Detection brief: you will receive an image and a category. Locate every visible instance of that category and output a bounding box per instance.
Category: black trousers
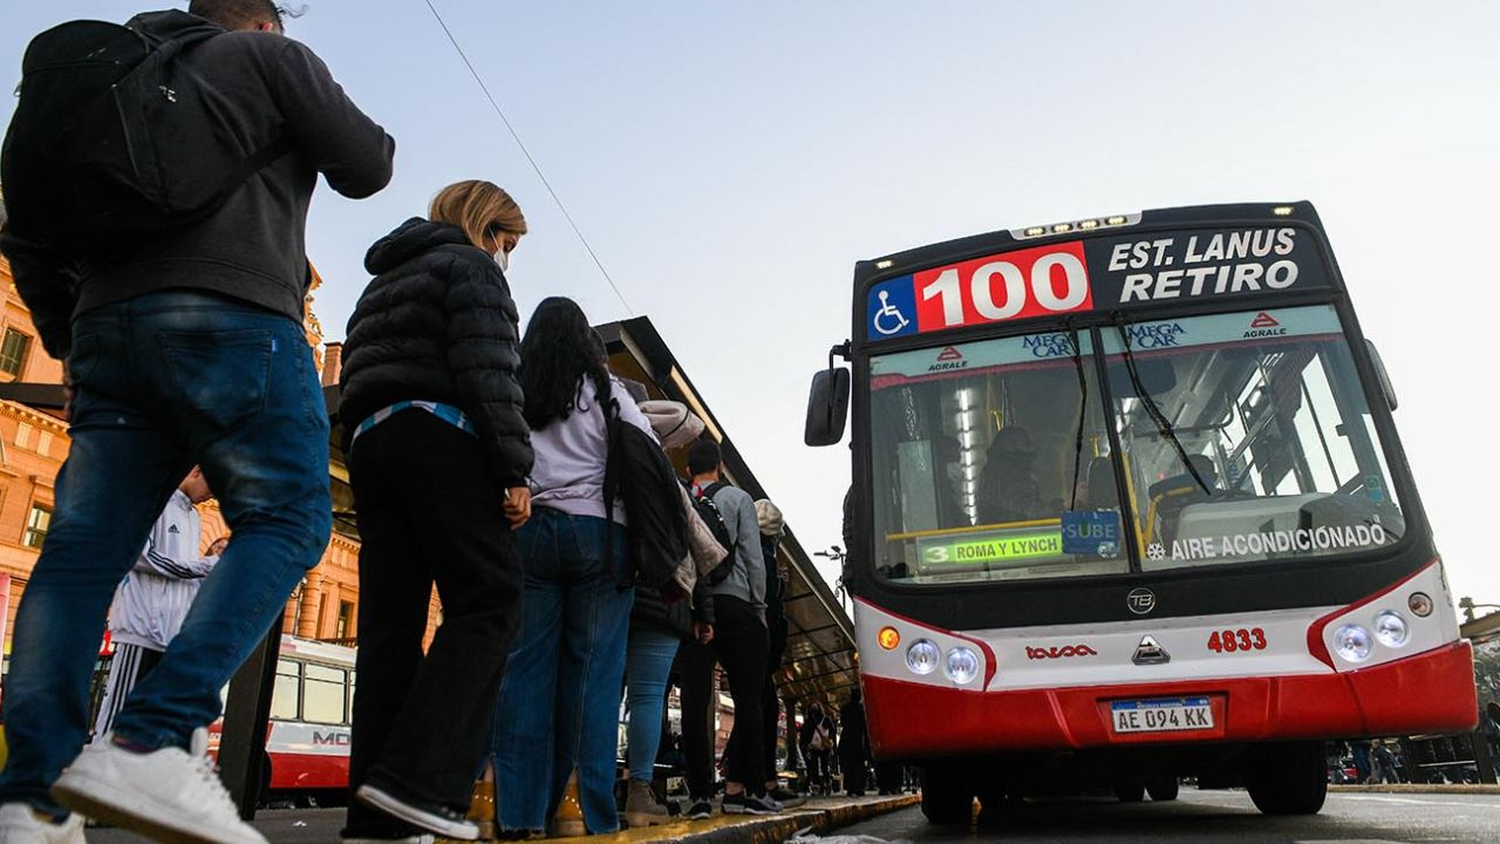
[679,595,769,797]
[840,748,868,794]
[343,412,523,837]
[760,619,788,786]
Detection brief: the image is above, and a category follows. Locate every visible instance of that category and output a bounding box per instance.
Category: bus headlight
[1374,611,1410,647]
[945,647,979,685]
[1334,624,1373,663]
[906,640,940,675]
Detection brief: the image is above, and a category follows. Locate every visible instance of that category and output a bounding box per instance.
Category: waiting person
[800,703,835,795]
[623,399,724,828]
[92,469,220,743]
[838,690,870,797]
[0,1,393,842]
[338,180,533,841]
[754,499,803,808]
[677,439,777,817]
[490,298,654,837]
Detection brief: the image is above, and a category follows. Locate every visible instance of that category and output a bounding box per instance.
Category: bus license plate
[1111,697,1213,733]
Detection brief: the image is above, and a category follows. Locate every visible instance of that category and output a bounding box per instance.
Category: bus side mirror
[1366,340,1398,412]
[805,366,850,446]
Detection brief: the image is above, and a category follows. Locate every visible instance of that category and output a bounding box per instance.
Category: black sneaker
[686,799,713,820]
[768,787,806,809]
[722,793,781,816]
[355,784,479,841]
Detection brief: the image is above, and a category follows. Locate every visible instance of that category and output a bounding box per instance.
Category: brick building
[0,192,433,660]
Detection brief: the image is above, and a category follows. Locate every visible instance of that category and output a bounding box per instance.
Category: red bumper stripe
[865,641,1477,760]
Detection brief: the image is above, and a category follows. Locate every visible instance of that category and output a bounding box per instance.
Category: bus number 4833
[1208,628,1267,653]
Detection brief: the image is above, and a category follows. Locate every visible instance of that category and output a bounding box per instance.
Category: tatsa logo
[1025,644,1098,660]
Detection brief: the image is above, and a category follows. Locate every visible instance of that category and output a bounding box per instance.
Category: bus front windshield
[1105,304,1403,570]
[866,304,1405,585]
[868,330,1130,584]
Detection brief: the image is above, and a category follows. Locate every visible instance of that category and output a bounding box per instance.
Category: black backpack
[603,400,688,589]
[0,11,291,255]
[690,481,739,586]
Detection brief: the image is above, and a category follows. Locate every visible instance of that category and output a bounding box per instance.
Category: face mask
[493,247,510,273]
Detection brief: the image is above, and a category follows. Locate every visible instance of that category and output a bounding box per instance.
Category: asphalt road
[832,789,1500,843]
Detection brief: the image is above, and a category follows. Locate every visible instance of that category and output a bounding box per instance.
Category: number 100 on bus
[916,241,1092,331]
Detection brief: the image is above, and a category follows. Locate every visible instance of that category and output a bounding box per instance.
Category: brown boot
[624,780,669,828]
[550,770,587,837]
[466,778,495,840]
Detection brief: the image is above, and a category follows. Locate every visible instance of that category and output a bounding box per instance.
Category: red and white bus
[804,202,1475,822]
[207,636,354,801]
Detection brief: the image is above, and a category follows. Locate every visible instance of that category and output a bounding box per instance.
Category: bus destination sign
[866,226,1331,341]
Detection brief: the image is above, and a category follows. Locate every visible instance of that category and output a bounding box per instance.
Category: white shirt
[109,490,219,650]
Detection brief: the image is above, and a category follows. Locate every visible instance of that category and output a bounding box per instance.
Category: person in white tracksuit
[91,467,221,742]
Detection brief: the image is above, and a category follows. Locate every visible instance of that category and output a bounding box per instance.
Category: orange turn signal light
[878,627,901,650]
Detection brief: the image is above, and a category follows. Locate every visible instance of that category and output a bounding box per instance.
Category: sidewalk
[85,794,920,844]
[1330,783,1500,795]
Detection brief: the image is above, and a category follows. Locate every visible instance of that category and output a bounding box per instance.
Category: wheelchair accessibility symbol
[873,291,910,336]
[867,278,918,339]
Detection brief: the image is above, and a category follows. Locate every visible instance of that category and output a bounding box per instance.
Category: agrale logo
[929,347,969,372]
[1244,312,1287,339]
[1026,644,1097,660]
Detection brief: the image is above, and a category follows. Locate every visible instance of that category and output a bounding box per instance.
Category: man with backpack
[677,439,777,818]
[0,2,393,843]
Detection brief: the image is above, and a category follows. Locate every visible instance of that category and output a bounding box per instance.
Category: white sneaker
[50,729,266,844]
[341,838,435,844]
[0,804,85,844]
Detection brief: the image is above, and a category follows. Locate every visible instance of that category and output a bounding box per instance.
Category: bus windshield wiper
[1112,314,1213,497]
[1066,319,1087,510]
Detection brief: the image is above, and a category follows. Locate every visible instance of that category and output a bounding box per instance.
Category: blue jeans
[625,628,680,784]
[491,508,631,834]
[0,291,331,814]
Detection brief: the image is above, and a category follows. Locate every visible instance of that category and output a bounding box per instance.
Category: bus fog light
[1408,592,1433,617]
[1334,624,1373,663]
[945,647,980,685]
[1374,611,1409,647]
[906,640,940,675]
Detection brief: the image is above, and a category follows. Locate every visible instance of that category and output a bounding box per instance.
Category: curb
[614,795,921,844]
[1330,783,1500,795]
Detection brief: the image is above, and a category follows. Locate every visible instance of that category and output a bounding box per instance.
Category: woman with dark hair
[490,296,654,837]
[338,180,533,842]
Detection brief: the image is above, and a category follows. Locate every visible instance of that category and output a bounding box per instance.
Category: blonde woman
[339,180,533,842]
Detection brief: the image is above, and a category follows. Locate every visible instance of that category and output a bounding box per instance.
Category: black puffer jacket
[339,218,532,486]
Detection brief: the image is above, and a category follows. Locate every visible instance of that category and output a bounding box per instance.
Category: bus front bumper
[864,640,1477,760]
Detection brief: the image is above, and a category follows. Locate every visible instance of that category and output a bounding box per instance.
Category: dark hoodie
[339,218,533,486]
[2,10,394,359]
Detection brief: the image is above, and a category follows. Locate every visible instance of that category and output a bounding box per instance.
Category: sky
[3,2,1498,615]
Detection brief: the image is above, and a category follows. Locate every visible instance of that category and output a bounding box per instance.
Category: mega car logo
[1125,322,1187,349]
[1126,587,1157,615]
[1023,334,1076,359]
[1243,311,1288,339]
[1025,644,1098,660]
[928,347,968,372]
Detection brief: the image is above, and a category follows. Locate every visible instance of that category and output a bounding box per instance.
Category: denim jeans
[491,508,631,834]
[625,628,680,784]
[0,291,331,815]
